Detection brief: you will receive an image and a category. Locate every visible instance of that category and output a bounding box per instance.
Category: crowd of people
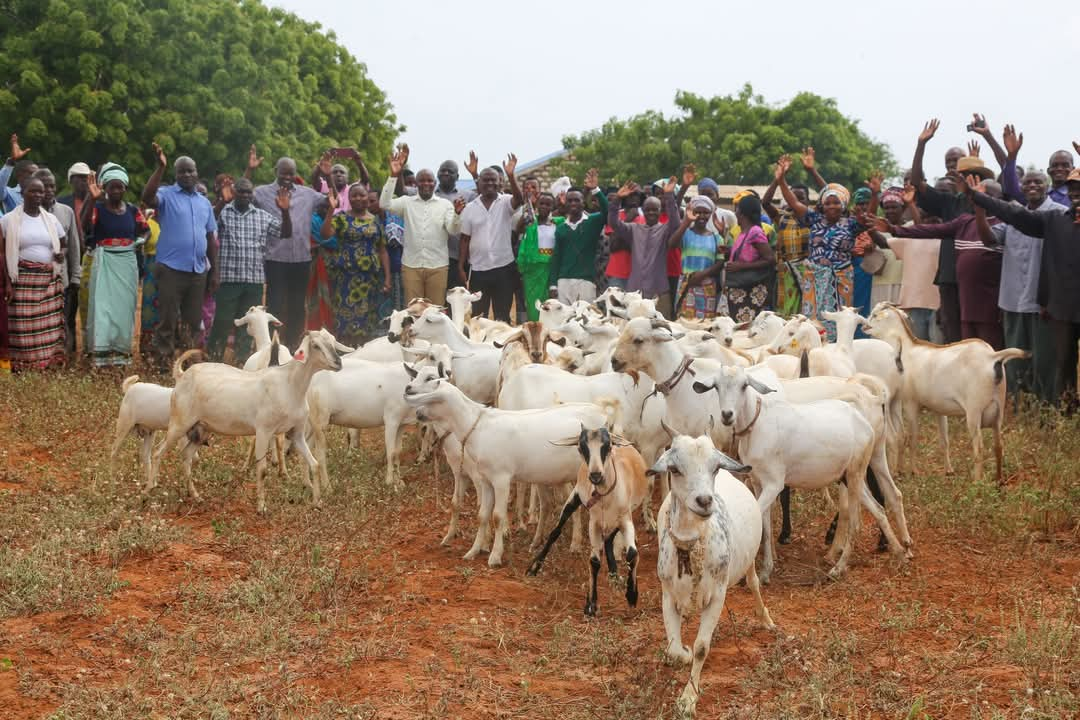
[1,116,1078,405]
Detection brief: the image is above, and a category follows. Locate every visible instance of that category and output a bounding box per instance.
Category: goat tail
[593,395,623,434]
[172,349,206,380]
[121,375,140,394]
[268,331,282,367]
[991,347,1030,385]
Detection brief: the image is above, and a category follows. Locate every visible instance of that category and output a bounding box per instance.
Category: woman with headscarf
[0,177,68,370]
[774,155,867,341]
[670,194,723,319]
[722,194,776,322]
[80,163,148,367]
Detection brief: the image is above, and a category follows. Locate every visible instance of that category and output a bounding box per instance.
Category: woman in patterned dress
[319,184,390,347]
[774,155,866,341]
[671,195,723,320]
[722,194,776,323]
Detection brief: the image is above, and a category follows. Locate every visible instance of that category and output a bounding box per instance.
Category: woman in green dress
[320,184,390,347]
[516,192,563,321]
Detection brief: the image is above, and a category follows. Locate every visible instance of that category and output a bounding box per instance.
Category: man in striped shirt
[206,178,291,363]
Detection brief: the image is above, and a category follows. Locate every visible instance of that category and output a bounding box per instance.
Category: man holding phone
[312,147,371,207]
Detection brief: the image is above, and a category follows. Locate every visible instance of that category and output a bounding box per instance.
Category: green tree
[556,84,896,191]
[0,0,402,189]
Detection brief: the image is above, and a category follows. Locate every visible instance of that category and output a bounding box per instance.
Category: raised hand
[464,150,479,178]
[327,186,340,211]
[800,147,815,171]
[389,145,408,177]
[967,140,981,158]
[503,153,518,177]
[963,174,985,195]
[152,141,167,168]
[248,144,264,171]
[583,167,599,192]
[1074,140,1080,157]
[870,216,891,233]
[867,170,884,194]
[9,134,30,161]
[318,150,333,176]
[918,119,940,144]
[453,196,466,214]
[662,175,678,194]
[712,213,727,236]
[275,185,291,210]
[775,154,792,181]
[86,171,104,200]
[969,113,992,138]
[1003,124,1024,157]
[616,180,639,198]
[902,182,916,206]
[681,163,696,188]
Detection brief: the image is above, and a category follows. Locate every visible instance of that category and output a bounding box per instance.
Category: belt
[538,248,554,255]
[98,238,135,248]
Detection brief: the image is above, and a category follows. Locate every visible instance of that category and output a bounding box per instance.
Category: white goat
[409,306,501,404]
[402,367,616,567]
[110,375,192,488]
[648,430,775,717]
[527,426,650,617]
[239,306,291,370]
[692,365,911,583]
[151,330,349,512]
[863,303,1028,484]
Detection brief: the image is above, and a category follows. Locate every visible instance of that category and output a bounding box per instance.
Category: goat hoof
[626,585,638,607]
[778,532,792,545]
[665,645,692,665]
[827,565,845,581]
[876,534,890,553]
[583,600,597,617]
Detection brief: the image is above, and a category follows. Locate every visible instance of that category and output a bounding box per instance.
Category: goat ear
[549,436,581,447]
[610,433,633,447]
[691,380,714,394]
[402,362,419,379]
[469,291,483,302]
[549,335,566,347]
[268,315,283,327]
[534,299,543,312]
[747,376,777,395]
[714,449,752,474]
[233,316,247,327]
[734,321,751,331]
[701,333,716,341]
[581,350,595,357]
[334,341,355,354]
[609,307,629,319]
[492,340,504,349]
[647,449,673,477]
[451,351,474,359]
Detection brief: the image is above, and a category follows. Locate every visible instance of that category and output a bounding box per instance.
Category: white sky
[270,0,1080,180]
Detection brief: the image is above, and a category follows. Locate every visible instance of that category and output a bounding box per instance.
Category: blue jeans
[605,276,627,290]
[906,307,934,341]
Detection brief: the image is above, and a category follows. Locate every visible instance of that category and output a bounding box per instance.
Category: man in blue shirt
[141,142,218,368]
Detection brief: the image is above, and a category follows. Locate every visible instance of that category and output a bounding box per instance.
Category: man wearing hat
[879,155,1005,348]
[966,168,1080,405]
[56,162,91,355]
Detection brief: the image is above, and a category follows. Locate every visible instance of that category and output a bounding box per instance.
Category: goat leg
[778,487,793,545]
[526,492,582,576]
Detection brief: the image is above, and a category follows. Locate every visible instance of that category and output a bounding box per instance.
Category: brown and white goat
[528,425,649,616]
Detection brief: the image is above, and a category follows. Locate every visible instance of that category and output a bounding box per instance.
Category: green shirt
[548,191,609,287]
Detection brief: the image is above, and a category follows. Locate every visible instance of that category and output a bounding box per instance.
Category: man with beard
[435,159,476,290]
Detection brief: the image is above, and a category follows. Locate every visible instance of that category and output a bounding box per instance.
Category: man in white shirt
[380,145,465,305]
[458,156,523,321]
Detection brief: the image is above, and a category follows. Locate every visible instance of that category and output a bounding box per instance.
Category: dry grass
[0,369,1077,719]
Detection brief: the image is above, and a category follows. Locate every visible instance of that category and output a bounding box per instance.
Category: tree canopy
[0,0,401,187]
[555,85,896,191]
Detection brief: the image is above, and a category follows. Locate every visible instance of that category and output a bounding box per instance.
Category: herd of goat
[107,286,1027,715]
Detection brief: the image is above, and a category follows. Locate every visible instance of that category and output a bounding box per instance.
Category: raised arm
[675,163,695,207]
[761,178,781,222]
[775,155,808,220]
[910,119,939,190]
[503,153,523,209]
[901,183,922,224]
[969,113,1008,170]
[380,146,409,213]
[800,147,827,191]
[998,124,1024,202]
[80,172,103,233]
[244,144,263,180]
[667,211,694,250]
[965,176,1048,238]
[141,142,167,208]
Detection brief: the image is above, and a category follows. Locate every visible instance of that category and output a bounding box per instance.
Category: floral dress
[798,210,860,341]
[324,212,386,347]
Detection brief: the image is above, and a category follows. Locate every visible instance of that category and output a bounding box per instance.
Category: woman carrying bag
[719,194,776,322]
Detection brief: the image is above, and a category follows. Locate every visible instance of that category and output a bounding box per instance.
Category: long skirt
[519,258,551,322]
[7,261,66,371]
[723,274,772,324]
[776,260,804,317]
[677,275,718,320]
[78,252,94,352]
[140,254,160,355]
[852,256,873,339]
[306,250,334,332]
[86,246,138,367]
[799,260,853,343]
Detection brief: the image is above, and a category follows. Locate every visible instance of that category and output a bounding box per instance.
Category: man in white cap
[56,161,91,355]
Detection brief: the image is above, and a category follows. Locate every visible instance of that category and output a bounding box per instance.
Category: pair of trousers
[1002,310,1056,402]
[1050,318,1080,405]
[63,284,79,355]
[152,263,207,364]
[468,262,517,322]
[905,307,934,341]
[265,260,310,349]
[207,282,264,363]
[447,261,468,292]
[937,283,961,343]
[402,265,448,306]
[961,320,1003,350]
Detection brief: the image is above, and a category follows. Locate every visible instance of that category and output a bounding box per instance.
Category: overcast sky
[270,0,1080,180]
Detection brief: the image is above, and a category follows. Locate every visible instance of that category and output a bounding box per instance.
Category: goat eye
[633,338,643,345]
